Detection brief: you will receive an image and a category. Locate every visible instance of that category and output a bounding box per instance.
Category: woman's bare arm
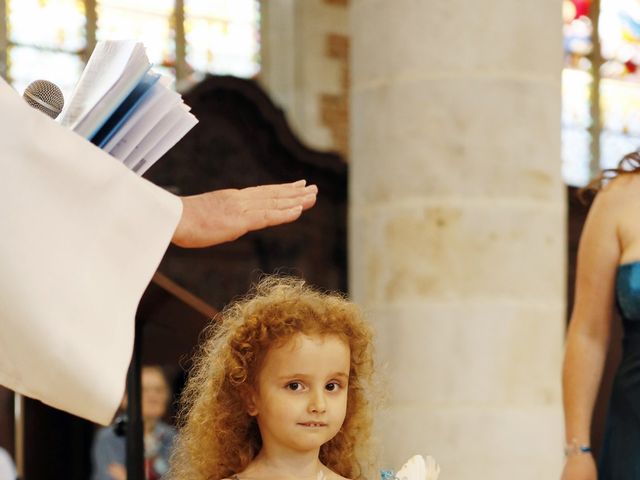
[561,188,621,479]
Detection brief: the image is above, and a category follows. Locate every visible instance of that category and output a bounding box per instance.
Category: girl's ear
[247,401,258,416]
[241,386,259,416]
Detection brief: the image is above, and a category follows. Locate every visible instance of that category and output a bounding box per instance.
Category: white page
[123,107,185,169]
[76,60,149,139]
[108,93,182,161]
[134,112,198,175]
[102,77,177,153]
[60,41,145,130]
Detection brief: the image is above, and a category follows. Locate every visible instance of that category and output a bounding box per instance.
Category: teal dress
[599,262,640,479]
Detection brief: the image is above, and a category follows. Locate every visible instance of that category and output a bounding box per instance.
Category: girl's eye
[325,382,341,392]
[287,382,302,391]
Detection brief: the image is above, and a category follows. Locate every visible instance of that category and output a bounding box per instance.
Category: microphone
[23,80,64,119]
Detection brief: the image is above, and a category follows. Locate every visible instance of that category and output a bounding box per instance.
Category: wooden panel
[22,398,94,480]
[0,387,14,457]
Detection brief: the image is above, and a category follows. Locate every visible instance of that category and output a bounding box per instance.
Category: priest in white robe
[0,77,317,425]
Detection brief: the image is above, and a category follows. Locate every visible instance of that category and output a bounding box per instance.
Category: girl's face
[249,333,351,455]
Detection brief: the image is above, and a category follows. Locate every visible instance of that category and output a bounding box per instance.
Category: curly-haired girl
[169,276,377,480]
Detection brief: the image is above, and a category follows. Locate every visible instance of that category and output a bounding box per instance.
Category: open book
[58,40,197,175]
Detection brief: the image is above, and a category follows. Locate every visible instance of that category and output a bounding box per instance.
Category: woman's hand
[172,180,318,248]
[560,454,597,480]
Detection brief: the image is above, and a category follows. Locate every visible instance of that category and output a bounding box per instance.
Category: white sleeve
[0,78,182,425]
[0,448,16,479]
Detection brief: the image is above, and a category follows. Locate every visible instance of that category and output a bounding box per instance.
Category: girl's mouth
[298,422,327,427]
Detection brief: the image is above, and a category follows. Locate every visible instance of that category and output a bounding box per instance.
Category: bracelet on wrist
[564,438,592,457]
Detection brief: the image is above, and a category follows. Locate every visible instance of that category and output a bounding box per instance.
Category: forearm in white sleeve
[0,77,182,425]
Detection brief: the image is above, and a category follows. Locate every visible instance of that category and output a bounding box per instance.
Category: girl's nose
[308,389,327,414]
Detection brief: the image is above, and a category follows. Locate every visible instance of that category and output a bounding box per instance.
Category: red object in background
[625,60,637,74]
[144,458,161,480]
[573,0,590,18]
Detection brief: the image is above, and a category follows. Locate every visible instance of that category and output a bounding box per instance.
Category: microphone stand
[126,318,145,480]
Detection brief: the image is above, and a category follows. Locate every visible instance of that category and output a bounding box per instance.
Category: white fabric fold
[0,77,182,425]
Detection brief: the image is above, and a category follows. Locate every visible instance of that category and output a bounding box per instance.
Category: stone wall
[259,0,350,158]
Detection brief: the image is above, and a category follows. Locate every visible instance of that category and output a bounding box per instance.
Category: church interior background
[0,0,638,478]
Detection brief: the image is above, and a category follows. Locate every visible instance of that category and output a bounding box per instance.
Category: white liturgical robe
[0,77,182,424]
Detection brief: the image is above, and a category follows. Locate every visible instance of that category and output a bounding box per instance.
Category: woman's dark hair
[578,150,640,202]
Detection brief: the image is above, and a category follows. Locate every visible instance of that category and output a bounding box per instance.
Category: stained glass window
[1,0,260,100]
[563,0,640,186]
[185,0,260,78]
[96,0,176,78]
[7,0,86,99]
[599,0,640,169]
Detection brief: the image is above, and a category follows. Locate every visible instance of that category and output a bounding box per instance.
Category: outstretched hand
[172,180,318,248]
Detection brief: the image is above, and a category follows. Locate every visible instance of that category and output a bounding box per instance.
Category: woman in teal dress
[562,153,640,480]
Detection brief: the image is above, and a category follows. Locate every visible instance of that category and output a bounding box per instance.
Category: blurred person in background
[92,366,175,480]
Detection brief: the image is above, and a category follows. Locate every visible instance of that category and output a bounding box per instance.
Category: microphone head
[23,80,64,119]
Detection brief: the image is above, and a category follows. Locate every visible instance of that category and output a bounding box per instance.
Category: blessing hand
[172,180,318,248]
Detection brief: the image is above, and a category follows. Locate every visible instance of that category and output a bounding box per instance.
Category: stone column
[350,1,565,478]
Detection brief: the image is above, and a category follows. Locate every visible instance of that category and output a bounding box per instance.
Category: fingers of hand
[265,196,308,211]
[242,186,316,212]
[244,182,318,200]
[247,206,303,231]
[301,191,317,211]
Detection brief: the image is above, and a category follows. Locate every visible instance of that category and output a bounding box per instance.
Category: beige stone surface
[367,301,564,406]
[351,0,561,82]
[350,0,566,477]
[351,76,561,204]
[375,405,564,479]
[350,202,565,304]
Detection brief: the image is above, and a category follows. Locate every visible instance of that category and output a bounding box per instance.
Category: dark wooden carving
[0,387,14,458]
[145,75,348,309]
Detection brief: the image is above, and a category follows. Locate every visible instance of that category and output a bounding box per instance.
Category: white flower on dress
[394,455,440,480]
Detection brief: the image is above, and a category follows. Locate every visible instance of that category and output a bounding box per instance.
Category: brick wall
[321,32,350,158]
[259,0,350,159]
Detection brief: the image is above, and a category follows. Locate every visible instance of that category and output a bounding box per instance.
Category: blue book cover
[90,71,160,147]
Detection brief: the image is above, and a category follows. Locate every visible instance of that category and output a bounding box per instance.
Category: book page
[134,111,198,175]
[59,41,140,128]
[108,90,182,161]
[123,107,185,169]
[101,76,173,151]
[91,72,160,147]
[59,41,150,138]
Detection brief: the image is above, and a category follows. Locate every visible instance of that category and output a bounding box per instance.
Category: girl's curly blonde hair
[169,276,376,480]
